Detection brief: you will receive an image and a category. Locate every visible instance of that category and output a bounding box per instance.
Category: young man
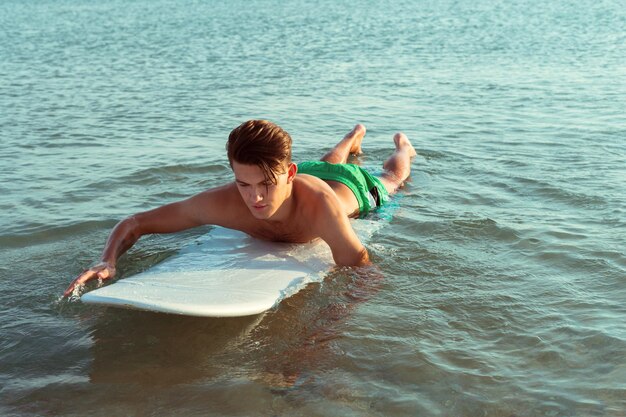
[64,120,416,297]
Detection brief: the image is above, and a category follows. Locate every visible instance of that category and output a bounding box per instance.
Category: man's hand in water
[63,261,116,298]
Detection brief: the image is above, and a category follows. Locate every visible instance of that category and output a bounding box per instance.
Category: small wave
[0,219,116,249]
[423,216,521,243]
[511,176,608,209]
[36,135,107,148]
[86,162,230,189]
[590,250,626,270]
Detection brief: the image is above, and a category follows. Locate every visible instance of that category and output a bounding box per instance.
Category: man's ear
[287,162,298,183]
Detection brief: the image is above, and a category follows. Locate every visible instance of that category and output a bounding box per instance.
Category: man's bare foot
[345,124,366,155]
[393,132,417,158]
[320,124,367,164]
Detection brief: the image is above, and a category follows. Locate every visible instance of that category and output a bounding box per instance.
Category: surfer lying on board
[63,120,416,297]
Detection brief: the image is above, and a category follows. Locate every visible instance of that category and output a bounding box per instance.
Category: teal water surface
[1,0,625,416]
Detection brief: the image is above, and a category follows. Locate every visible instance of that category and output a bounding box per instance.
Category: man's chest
[246,221,317,243]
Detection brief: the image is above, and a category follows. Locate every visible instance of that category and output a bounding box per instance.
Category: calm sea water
[1,0,625,415]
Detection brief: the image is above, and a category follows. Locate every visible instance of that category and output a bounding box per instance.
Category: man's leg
[321,124,365,164]
[320,124,366,217]
[378,133,417,194]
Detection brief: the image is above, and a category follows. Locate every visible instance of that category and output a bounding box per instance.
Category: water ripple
[1,0,625,414]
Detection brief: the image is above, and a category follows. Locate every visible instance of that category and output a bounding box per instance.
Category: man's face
[232,161,295,220]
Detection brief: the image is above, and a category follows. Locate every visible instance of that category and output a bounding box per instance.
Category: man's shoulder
[293,176,344,221]
[294,175,336,202]
[177,181,260,231]
[187,182,241,209]
[294,173,330,190]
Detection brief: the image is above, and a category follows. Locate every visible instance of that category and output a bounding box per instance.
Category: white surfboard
[81,219,384,317]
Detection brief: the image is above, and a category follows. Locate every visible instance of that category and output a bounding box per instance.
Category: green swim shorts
[298,161,389,217]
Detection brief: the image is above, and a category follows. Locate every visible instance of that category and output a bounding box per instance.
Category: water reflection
[88,310,264,385]
[243,267,385,389]
[86,266,383,390]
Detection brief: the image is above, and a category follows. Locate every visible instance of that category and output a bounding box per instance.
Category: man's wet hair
[227,120,292,183]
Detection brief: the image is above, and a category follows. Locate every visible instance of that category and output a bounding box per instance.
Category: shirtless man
[63,120,416,297]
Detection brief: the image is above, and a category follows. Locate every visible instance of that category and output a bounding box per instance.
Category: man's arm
[63,184,239,297]
[316,193,370,267]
